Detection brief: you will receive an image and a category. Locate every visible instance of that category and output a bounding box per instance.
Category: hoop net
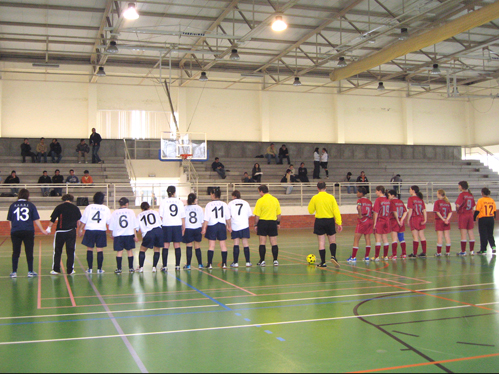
[180,154,193,160]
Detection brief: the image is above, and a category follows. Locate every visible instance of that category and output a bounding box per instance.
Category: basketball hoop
[180,154,193,160]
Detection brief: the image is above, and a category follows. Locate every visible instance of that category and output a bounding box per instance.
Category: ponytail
[211,187,222,199]
[187,193,197,205]
[437,189,450,204]
[167,185,176,198]
[411,185,424,200]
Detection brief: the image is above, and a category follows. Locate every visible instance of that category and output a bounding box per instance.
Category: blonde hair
[438,189,450,204]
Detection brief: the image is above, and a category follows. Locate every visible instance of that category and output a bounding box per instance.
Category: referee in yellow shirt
[254,185,281,267]
[308,182,343,267]
[475,188,496,255]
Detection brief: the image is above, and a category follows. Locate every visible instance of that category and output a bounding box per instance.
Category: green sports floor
[1,225,498,373]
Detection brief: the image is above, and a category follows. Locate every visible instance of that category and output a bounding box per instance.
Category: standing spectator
[36,138,48,163]
[390,174,403,199]
[252,163,263,183]
[298,163,309,183]
[313,148,321,179]
[7,189,48,278]
[66,170,79,184]
[20,139,36,163]
[89,128,103,164]
[52,169,64,196]
[46,194,82,275]
[76,139,90,164]
[278,145,290,165]
[280,169,294,195]
[357,171,370,194]
[50,139,62,163]
[320,148,329,179]
[265,143,277,165]
[343,172,354,194]
[81,170,94,185]
[242,172,255,183]
[38,171,52,197]
[211,157,226,179]
[5,171,20,195]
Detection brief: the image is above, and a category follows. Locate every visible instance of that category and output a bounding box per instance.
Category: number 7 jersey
[80,204,112,231]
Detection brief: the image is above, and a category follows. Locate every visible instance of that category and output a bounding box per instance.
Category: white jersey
[81,204,111,231]
[185,205,204,230]
[228,199,253,231]
[137,210,162,236]
[314,152,320,162]
[159,197,186,227]
[204,200,230,226]
[320,153,329,162]
[109,208,138,237]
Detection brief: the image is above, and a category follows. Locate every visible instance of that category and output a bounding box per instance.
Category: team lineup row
[5,181,497,278]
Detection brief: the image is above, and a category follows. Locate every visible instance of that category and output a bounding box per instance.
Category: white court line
[0,305,474,346]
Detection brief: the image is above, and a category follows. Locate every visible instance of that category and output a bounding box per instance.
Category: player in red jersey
[388,190,408,260]
[407,185,427,258]
[434,189,452,257]
[348,187,373,263]
[373,186,391,262]
[455,181,476,256]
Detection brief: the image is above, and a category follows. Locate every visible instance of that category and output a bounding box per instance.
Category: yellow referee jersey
[254,193,281,221]
[308,191,342,225]
[476,197,497,219]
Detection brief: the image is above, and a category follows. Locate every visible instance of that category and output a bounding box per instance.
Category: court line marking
[457,342,495,348]
[61,262,76,307]
[194,269,257,296]
[0,305,474,346]
[76,256,148,374]
[349,352,499,373]
[37,241,42,309]
[0,237,7,247]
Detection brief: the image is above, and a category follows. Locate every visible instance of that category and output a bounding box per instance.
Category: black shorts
[320,162,328,169]
[231,228,251,240]
[142,227,163,249]
[314,218,336,236]
[257,220,278,237]
[205,223,227,241]
[113,235,136,252]
[162,226,183,244]
[82,230,107,248]
[183,228,203,244]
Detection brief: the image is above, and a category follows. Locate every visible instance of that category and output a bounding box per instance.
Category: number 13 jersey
[81,204,112,231]
[159,198,186,227]
[204,200,230,226]
[185,205,204,230]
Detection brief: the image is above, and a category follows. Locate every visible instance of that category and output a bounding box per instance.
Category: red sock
[461,241,467,252]
[375,245,381,258]
[446,245,451,254]
[413,241,419,255]
[392,242,398,257]
[383,245,389,258]
[365,246,371,258]
[470,241,475,252]
[437,245,442,254]
[421,241,427,254]
[401,242,407,256]
[352,247,359,258]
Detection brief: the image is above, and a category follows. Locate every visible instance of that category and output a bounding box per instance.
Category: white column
[88,84,98,133]
[402,98,414,145]
[260,90,270,142]
[0,78,3,138]
[333,94,345,143]
[465,100,475,146]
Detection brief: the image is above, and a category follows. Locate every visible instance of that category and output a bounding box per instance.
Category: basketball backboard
[160,132,208,161]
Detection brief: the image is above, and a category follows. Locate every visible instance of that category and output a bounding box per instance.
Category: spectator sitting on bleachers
[50,139,62,163]
[65,169,79,184]
[278,144,291,165]
[211,157,226,179]
[252,163,263,183]
[21,139,36,163]
[76,139,90,164]
[52,170,64,196]
[265,143,277,165]
[242,172,255,183]
[81,170,94,185]
[38,171,52,197]
[298,163,309,183]
[280,169,294,195]
[286,165,298,182]
[357,171,370,194]
[343,172,354,194]
[36,138,48,164]
[5,171,20,195]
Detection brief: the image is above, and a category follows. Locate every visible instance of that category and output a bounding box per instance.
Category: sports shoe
[408,254,417,259]
[114,269,122,274]
[435,253,442,257]
[161,267,168,273]
[198,264,204,269]
[470,251,475,256]
[273,261,279,267]
[364,257,370,262]
[175,266,181,271]
[206,264,213,270]
[50,270,59,275]
[246,262,252,268]
[373,257,380,262]
[138,267,144,273]
[257,261,266,267]
[10,272,17,279]
[418,253,427,259]
[317,263,327,268]
[445,252,451,257]
[97,269,105,274]
[493,248,497,255]
[383,256,389,261]
[86,269,93,274]
[222,264,227,269]
[347,257,357,263]
[457,252,467,257]
[27,271,38,278]
[230,263,239,268]
[69,270,76,275]
[391,256,397,261]
[129,269,135,273]
[183,265,191,270]
[401,255,407,260]
[330,257,340,267]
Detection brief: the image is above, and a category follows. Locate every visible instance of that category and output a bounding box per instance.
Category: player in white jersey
[109,197,139,274]
[228,190,253,268]
[136,202,163,273]
[79,192,112,274]
[159,186,186,271]
[202,187,231,269]
[183,193,204,269]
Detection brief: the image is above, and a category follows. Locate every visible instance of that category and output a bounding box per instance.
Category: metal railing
[463,145,499,173]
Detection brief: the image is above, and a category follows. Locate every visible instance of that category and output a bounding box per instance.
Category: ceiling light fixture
[377,82,385,91]
[271,16,287,32]
[399,28,409,41]
[230,49,240,61]
[106,41,119,54]
[337,57,348,68]
[123,3,139,20]
[96,67,106,77]
[32,63,60,68]
[293,77,302,86]
[431,63,441,75]
[199,72,208,82]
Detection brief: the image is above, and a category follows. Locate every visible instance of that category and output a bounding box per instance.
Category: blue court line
[0,288,491,327]
[277,337,286,342]
[264,330,273,334]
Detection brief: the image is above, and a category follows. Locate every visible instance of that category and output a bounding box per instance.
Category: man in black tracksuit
[46,194,82,275]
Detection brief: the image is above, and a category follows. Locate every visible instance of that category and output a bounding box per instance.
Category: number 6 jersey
[81,203,112,231]
[109,208,139,237]
[185,205,204,230]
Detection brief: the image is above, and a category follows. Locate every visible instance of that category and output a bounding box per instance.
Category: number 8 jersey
[185,205,204,229]
[81,204,112,231]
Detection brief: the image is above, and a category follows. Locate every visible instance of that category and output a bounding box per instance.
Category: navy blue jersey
[7,200,40,233]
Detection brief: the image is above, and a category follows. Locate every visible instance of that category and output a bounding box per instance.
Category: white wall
[473,100,499,146]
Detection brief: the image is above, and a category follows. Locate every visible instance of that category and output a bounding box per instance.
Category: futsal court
[0,224,498,373]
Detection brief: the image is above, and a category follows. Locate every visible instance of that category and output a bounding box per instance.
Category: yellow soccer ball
[307,254,316,265]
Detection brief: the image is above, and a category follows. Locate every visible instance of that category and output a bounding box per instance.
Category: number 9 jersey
[81,204,111,231]
[109,208,139,237]
[159,198,186,227]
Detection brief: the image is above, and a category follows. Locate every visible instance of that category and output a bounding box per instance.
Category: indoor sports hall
[1,0,499,373]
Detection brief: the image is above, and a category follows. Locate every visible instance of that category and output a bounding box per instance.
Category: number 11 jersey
[81,204,111,231]
[204,200,230,226]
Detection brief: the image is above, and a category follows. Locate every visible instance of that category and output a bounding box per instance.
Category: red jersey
[373,196,391,220]
[408,196,426,217]
[390,199,407,222]
[434,200,452,221]
[456,192,475,215]
[357,198,373,220]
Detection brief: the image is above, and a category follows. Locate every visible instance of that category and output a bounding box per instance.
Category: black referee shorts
[257,220,278,237]
[314,218,336,236]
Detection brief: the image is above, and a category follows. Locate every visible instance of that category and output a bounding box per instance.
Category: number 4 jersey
[109,208,139,237]
[185,205,204,230]
[81,204,112,231]
[7,199,40,233]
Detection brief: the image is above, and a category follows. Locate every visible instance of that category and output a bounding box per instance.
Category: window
[97,110,176,139]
